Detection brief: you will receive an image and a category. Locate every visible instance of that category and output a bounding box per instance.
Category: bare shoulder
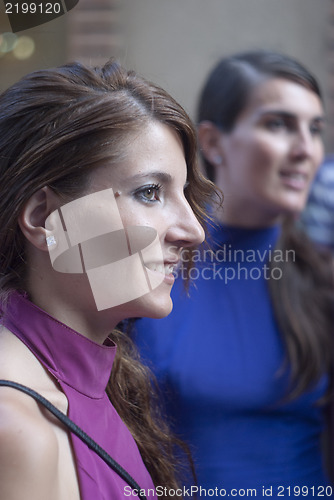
[0,387,60,500]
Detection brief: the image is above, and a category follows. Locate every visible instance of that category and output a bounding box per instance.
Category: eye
[264,117,289,131]
[310,120,324,136]
[134,183,162,203]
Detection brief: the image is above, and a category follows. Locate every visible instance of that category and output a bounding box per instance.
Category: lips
[145,262,177,276]
[279,170,309,190]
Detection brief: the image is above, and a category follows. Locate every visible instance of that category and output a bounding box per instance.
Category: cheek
[116,199,136,223]
[118,206,150,233]
[230,135,285,178]
[314,143,324,170]
[251,134,288,165]
[117,199,160,228]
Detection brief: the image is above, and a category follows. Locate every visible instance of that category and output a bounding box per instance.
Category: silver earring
[46,235,56,247]
[214,155,223,165]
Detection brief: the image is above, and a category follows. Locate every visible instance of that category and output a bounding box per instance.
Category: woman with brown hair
[134,51,334,496]
[0,60,215,499]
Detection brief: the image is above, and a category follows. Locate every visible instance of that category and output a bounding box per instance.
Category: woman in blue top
[134,51,334,496]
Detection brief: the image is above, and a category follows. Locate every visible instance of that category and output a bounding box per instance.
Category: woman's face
[213,77,324,227]
[77,121,205,321]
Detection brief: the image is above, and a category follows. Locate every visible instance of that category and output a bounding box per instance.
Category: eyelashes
[133,183,162,204]
[132,180,189,205]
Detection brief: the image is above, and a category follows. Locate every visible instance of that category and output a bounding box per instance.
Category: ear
[18,186,62,252]
[197,121,225,167]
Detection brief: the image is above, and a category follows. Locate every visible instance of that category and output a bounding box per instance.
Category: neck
[25,271,120,344]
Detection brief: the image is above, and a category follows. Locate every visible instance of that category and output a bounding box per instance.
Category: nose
[291,126,321,161]
[166,197,205,248]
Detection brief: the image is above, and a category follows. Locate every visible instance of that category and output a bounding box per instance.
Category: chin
[273,195,309,218]
[148,303,173,319]
[283,201,307,216]
[137,294,173,320]
[115,288,174,321]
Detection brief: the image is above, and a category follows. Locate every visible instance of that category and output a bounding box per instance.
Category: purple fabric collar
[0,291,116,399]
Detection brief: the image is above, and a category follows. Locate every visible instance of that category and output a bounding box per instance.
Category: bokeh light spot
[13,36,35,60]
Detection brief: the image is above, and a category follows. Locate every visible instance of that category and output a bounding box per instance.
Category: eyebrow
[259,110,325,122]
[127,171,173,184]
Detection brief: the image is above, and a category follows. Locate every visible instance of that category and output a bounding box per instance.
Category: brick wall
[66,0,122,66]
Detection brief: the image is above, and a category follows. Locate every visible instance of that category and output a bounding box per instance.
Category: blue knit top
[134,224,331,497]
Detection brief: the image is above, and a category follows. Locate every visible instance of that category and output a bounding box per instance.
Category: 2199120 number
[277,486,333,497]
[5,3,62,14]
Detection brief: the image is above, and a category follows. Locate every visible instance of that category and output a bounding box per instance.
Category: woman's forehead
[240,77,323,118]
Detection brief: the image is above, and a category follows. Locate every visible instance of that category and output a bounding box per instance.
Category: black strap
[0,380,147,500]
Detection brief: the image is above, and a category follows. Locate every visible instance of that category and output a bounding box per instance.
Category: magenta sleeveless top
[1,291,157,500]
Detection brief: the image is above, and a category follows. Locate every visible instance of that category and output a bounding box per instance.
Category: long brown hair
[0,60,216,490]
[197,50,334,398]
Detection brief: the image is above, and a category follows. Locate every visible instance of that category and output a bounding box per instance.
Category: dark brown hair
[0,60,216,491]
[197,50,334,399]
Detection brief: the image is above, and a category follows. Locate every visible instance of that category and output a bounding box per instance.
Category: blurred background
[0,0,333,146]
